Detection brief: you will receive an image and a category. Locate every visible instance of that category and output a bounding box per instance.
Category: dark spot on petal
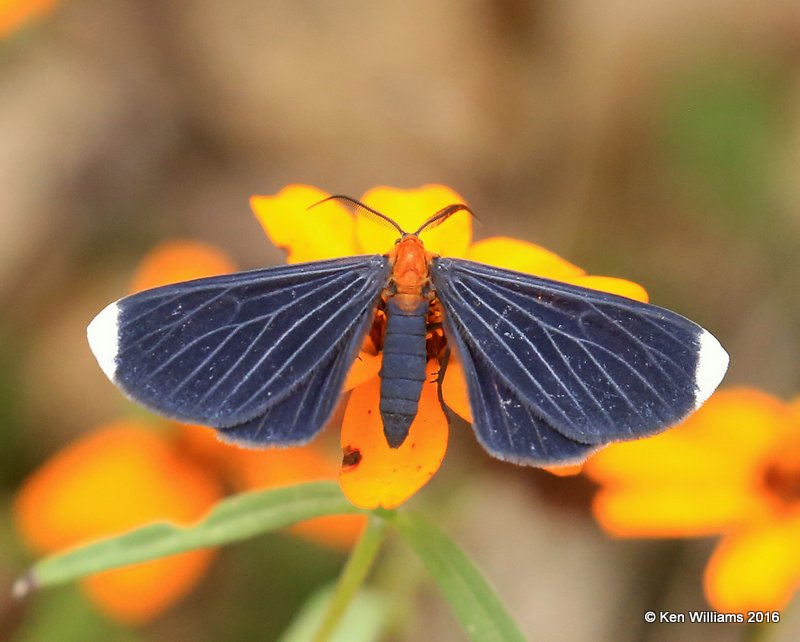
[341,445,362,471]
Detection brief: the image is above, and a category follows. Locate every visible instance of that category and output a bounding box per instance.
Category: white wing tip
[694,329,729,408]
[87,301,121,382]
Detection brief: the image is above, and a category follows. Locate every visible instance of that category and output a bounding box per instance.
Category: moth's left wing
[431,258,728,464]
[88,255,389,446]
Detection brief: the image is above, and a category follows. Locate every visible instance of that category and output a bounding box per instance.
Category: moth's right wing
[431,257,728,465]
[88,255,389,445]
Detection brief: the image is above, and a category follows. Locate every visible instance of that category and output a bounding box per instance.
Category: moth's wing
[431,258,728,463]
[88,255,389,444]
[218,334,363,447]
[453,339,599,465]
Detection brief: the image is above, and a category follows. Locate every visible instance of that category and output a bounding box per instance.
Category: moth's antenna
[309,195,405,235]
[413,203,475,236]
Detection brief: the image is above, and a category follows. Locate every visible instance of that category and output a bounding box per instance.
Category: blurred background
[2,1,800,641]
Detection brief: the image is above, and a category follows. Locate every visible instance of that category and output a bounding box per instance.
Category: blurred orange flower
[586,388,800,612]
[0,0,57,38]
[14,241,364,624]
[15,422,223,623]
[251,184,649,508]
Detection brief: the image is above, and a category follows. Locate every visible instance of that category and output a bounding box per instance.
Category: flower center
[761,457,800,509]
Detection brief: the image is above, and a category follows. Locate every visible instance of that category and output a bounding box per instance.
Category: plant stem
[312,515,389,642]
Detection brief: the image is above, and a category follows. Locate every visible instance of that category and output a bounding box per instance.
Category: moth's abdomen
[379,296,429,448]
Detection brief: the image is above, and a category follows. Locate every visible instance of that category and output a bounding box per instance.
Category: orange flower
[128,240,238,293]
[14,422,223,623]
[15,241,364,623]
[585,388,800,612]
[0,0,57,38]
[251,185,649,508]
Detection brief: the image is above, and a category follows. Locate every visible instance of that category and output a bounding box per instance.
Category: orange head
[390,236,430,295]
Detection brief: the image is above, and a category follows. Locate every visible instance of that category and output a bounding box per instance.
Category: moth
[87,197,728,465]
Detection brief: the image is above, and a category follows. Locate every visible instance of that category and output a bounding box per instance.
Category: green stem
[312,515,389,642]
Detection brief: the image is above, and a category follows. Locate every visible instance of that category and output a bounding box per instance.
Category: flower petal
[682,388,791,458]
[566,275,649,303]
[129,240,237,293]
[466,237,585,280]
[84,550,215,624]
[441,351,472,423]
[357,185,471,257]
[544,464,584,477]
[251,185,357,263]
[13,422,223,622]
[592,485,767,537]
[343,336,382,392]
[705,515,800,611]
[339,361,448,509]
[585,389,789,486]
[585,433,746,487]
[464,238,648,303]
[588,388,800,541]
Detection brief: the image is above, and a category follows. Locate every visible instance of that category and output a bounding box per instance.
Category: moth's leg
[434,345,451,413]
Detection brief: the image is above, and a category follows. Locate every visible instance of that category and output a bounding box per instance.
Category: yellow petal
[357,185,471,257]
[585,389,789,486]
[705,516,800,611]
[339,362,448,509]
[250,185,357,263]
[466,237,585,280]
[592,485,767,537]
[683,389,790,458]
[567,275,649,303]
[585,433,745,487]
[464,238,648,302]
[13,422,223,622]
[441,351,472,423]
[129,240,237,293]
[544,464,584,477]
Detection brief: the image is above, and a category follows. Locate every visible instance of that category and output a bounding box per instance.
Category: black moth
[88,198,728,465]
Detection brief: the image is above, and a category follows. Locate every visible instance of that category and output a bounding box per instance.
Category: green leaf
[277,585,390,642]
[19,481,362,592]
[389,510,526,642]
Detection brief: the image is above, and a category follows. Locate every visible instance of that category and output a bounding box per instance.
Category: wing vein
[229,276,373,410]
[456,277,591,418]
[465,277,619,425]
[192,271,354,404]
